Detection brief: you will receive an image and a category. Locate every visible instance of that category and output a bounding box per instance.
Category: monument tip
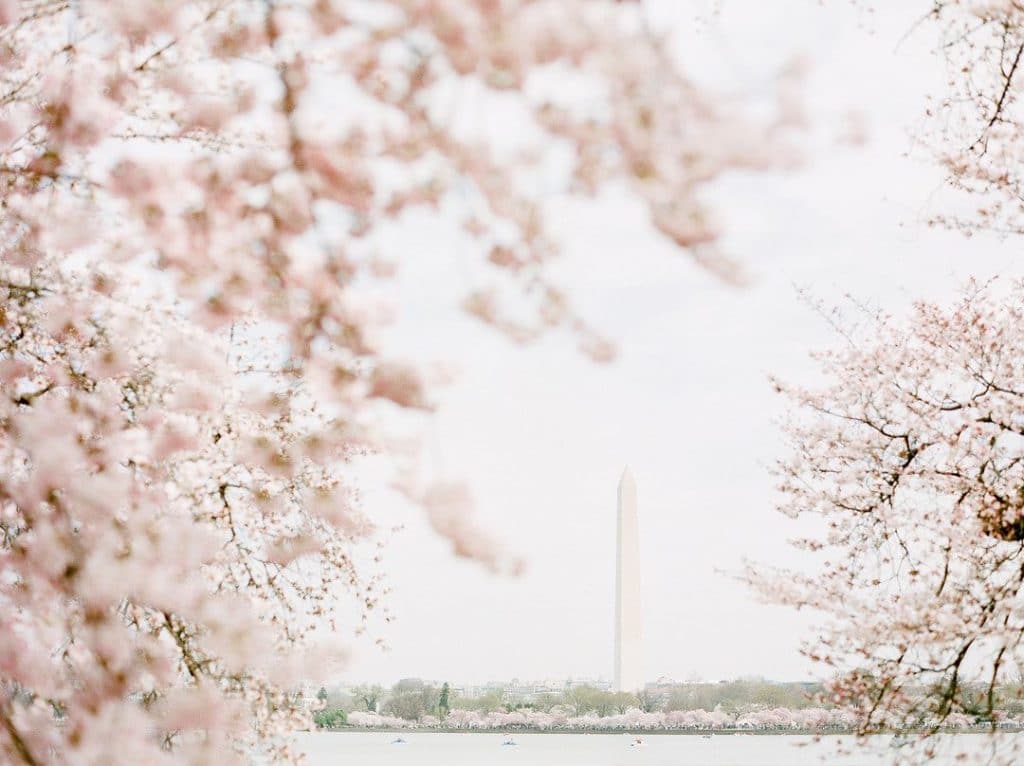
[619,465,635,486]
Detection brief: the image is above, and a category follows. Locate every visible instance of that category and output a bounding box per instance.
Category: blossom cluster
[346,705,936,731]
[0,1,793,764]
[922,2,1024,235]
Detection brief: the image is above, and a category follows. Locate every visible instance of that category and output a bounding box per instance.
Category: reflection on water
[293,731,1021,766]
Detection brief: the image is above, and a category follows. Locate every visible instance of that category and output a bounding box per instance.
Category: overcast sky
[333,1,1024,687]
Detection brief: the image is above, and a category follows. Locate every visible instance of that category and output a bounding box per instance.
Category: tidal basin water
[295,731,1020,765]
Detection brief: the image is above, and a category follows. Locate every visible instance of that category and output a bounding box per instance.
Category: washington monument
[614,467,644,692]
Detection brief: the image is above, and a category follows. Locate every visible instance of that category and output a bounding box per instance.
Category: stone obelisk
[614,467,644,693]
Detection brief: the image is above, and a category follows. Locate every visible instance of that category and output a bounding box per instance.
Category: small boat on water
[700,733,713,740]
[391,737,407,745]
[629,736,646,748]
[502,737,517,746]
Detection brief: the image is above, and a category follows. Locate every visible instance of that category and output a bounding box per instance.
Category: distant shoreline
[315,726,1023,737]
[315,727,827,736]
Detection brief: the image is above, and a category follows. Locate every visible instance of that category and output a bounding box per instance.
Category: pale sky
[333,1,1024,687]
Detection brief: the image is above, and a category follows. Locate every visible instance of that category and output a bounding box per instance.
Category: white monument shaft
[614,467,644,693]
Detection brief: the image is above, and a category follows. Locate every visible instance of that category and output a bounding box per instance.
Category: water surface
[295,731,1019,765]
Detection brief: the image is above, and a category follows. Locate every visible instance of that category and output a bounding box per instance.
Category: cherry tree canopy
[0,1,793,763]
[926,1,1024,234]
[758,7,1024,760]
[765,282,1024,762]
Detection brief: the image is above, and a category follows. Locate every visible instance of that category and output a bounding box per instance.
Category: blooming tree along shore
[0,1,795,764]
[347,706,864,732]
[765,282,1024,764]
[757,4,1024,763]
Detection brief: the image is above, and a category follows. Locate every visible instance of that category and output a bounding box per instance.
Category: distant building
[563,677,612,692]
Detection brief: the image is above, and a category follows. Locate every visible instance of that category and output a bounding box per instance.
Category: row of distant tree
[313,678,821,727]
[312,677,1024,729]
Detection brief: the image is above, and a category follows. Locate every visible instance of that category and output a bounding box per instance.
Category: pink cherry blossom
[0,1,794,763]
[759,281,1024,765]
